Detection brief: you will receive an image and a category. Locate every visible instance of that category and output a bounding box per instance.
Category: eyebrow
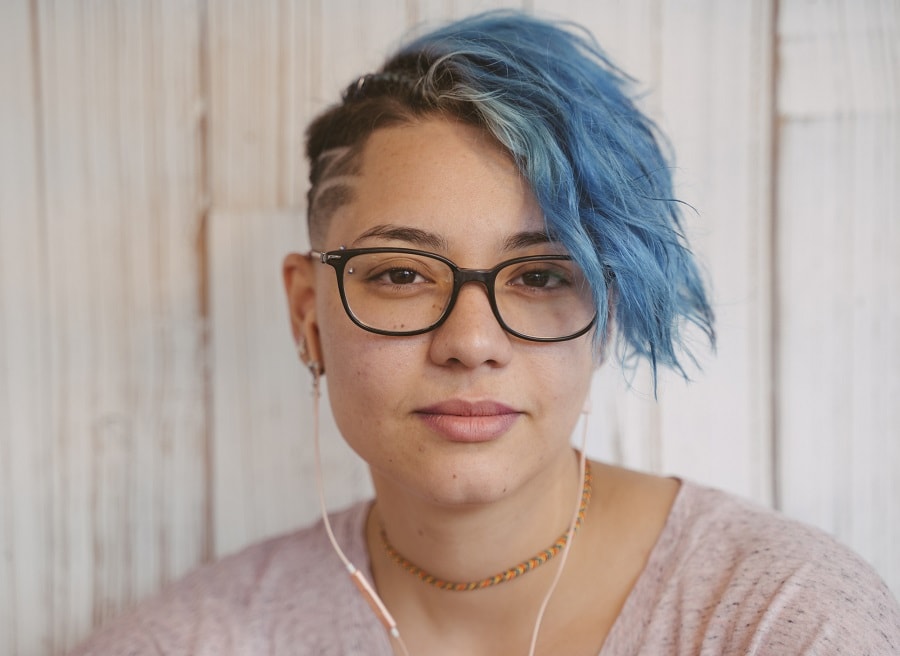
[502,230,553,251]
[351,225,449,250]
[350,224,556,253]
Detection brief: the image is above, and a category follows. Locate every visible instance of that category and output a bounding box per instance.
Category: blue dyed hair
[306,10,715,384]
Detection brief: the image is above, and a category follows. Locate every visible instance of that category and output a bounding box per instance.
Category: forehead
[323,119,546,253]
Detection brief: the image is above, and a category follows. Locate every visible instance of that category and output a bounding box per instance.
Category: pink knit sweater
[70,481,900,655]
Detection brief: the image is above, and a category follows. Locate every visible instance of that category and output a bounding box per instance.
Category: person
[70,10,899,656]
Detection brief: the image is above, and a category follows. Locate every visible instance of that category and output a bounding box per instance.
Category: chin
[427,478,513,507]
[375,451,527,508]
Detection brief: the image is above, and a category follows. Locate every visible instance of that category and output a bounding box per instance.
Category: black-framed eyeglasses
[311,247,596,342]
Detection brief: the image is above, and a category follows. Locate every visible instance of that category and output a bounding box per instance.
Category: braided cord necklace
[379,461,592,592]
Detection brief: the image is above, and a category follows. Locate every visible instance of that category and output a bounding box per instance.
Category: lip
[414,400,522,443]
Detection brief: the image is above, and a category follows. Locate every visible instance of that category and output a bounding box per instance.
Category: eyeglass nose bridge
[437,266,505,330]
[453,267,499,289]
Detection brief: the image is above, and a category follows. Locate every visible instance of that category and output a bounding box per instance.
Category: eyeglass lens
[340,251,595,340]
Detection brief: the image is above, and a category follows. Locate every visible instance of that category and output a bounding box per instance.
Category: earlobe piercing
[297,338,324,377]
[297,338,310,362]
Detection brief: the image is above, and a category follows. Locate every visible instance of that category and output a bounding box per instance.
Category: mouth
[414,400,522,443]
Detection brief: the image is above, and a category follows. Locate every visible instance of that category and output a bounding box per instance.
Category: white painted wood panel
[0,2,48,654]
[410,0,527,25]
[1,2,209,653]
[653,0,775,504]
[776,0,900,595]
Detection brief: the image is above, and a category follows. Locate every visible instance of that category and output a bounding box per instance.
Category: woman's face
[296,118,595,505]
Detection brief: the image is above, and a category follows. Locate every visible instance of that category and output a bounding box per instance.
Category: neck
[366,448,583,607]
[360,461,683,655]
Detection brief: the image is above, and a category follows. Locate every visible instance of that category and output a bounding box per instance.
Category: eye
[520,270,560,288]
[507,265,572,290]
[359,256,438,287]
[380,267,424,285]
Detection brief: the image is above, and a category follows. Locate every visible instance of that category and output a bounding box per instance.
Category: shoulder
[607,481,900,655]
[67,501,389,656]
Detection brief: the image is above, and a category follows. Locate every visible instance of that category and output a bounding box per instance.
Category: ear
[283,252,323,367]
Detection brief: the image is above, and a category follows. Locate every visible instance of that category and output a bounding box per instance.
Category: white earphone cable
[526,401,591,656]
[309,367,410,655]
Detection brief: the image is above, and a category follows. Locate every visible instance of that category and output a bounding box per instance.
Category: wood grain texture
[776,0,900,594]
[1,2,209,653]
[0,2,47,654]
[653,0,775,503]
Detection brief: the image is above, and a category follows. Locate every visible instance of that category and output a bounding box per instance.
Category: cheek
[320,334,387,455]
[530,342,595,420]
[316,292,418,434]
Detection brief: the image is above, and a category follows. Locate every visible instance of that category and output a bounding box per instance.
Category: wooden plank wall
[776,0,900,594]
[0,1,896,653]
[2,2,209,653]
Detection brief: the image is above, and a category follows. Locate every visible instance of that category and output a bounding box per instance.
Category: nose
[428,281,514,369]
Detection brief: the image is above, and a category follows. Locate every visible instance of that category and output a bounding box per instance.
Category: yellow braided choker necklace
[379,461,592,592]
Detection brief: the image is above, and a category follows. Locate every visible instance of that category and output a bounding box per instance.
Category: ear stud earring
[297,338,309,362]
[297,338,323,377]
